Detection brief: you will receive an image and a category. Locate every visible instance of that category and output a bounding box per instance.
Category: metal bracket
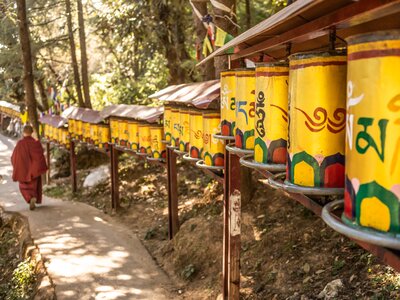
[173,149,187,156]
[146,156,165,163]
[322,199,400,250]
[196,159,224,171]
[213,133,235,141]
[239,154,286,172]
[225,143,254,155]
[135,151,148,157]
[166,145,178,150]
[183,153,200,162]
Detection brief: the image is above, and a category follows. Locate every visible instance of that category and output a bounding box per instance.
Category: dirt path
[0,134,175,300]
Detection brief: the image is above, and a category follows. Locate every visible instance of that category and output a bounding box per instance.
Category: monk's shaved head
[23,125,34,136]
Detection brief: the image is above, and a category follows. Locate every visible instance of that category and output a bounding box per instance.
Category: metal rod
[329,27,336,51]
[222,142,230,299]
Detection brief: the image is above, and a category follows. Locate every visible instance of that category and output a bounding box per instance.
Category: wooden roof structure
[149,80,220,109]
[100,104,164,123]
[198,0,400,64]
[61,107,103,124]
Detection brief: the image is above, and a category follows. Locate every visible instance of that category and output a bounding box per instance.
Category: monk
[11,125,48,210]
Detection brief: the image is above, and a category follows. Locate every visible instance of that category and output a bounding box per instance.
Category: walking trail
[0,133,174,300]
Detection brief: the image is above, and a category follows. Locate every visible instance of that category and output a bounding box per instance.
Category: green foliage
[0,258,36,300]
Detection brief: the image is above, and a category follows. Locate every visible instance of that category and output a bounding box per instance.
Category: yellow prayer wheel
[76,120,83,140]
[179,108,190,152]
[118,119,129,147]
[288,51,346,188]
[68,119,75,139]
[44,124,49,140]
[84,122,91,143]
[163,105,172,142]
[344,31,400,234]
[189,109,204,159]
[235,69,256,149]
[127,121,139,150]
[254,62,289,164]
[90,124,99,145]
[110,118,119,144]
[203,111,224,166]
[150,125,166,159]
[138,123,152,155]
[48,126,53,141]
[220,70,236,136]
[98,124,110,150]
[57,128,62,144]
[171,107,180,148]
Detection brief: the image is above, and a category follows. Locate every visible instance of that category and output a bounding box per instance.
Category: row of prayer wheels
[220,30,400,238]
[109,118,166,159]
[43,124,70,149]
[68,119,110,150]
[163,106,224,167]
[0,106,20,119]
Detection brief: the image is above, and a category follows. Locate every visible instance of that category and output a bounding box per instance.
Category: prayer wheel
[127,121,139,150]
[76,120,83,140]
[235,69,256,150]
[57,128,62,144]
[220,70,236,136]
[90,124,99,146]
[254,62,289,164]
[344,31,400,234]
[138,123,152,155]
[68,119,75,139]
[110,118,119,144]
[44,124,49,140]
[179,108,190,153]
[171,107,180,148]
[118,119,129,147]
[84,122,91,143]
[98,124,110,150]
[150,125,166,159]
[288,51,346,188]
[163,105,172,142]
[189,108,204,159]
[48,125,53,141]
[203,111,224,167]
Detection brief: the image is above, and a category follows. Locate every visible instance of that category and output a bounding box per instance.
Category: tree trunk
[16,0,40,138]
[36,78,49,111]
[65,0,85,107]
[245,0,251,29]
[77,0,91,108]
[212,0,238,76]
[192,0,216,81]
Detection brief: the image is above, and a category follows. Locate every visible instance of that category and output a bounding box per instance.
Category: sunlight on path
[0,134,174,300]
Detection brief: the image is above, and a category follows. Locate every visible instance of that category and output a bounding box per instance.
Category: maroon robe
[11,136,48,204]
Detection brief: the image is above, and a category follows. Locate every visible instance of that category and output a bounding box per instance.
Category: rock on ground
[83,165,110,188]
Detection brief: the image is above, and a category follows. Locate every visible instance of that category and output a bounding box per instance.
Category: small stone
[349,274,357,283]
[317,279,344,299]
[303,276,312,284]
[303,263,311,273]
[257,214,265,219]
[315,269,325,275]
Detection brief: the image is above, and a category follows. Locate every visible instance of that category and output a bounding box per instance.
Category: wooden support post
[69,140,77,193]
[0,113,3,131]
[222,143,230,299]
[110,144,120,211]
[46,142,51,184]
[167,147,179,239]
[228,153,242,300]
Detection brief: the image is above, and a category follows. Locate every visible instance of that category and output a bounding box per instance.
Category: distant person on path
[11,125,48,210]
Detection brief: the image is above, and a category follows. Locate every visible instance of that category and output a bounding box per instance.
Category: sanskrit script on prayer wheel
[127,121,139,151]
[150,125,166,159]
[344,31,400,234]
[179,108,190,153]
[220,70,236,137]
[138,123,152,155]
[189,109,203,159]
[254,62,289,165]
[163,105,172,143]
[287,51,347,188]
[235,69,256,150]
[203,111,224,167]
[171,107,180,148]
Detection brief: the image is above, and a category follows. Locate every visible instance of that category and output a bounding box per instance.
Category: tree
[16,0,40,137]
[65,0,85,107]
[77,0,92,108]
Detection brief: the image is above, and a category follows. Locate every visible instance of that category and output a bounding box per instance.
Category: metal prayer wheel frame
[268,172,344,196]
[239,154,286,172]
[135,151,148,157]
[196,159,224,171]
[322,200,400,250]
[173,149,187,156]
[213,133,235,141]
[225,143,254,156]
[182,153,200,162]
[147,156,165,163]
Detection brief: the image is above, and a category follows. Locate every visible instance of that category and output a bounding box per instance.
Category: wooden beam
[231,0,400,60]
[110,144,120,211]
[70,140,77,193]
[167,147,179,239]
[46,142,51,184]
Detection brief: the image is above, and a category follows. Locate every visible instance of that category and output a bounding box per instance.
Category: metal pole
[110,144,120,211]
[70,140,77,193]
[46,142,51,184]
[228,153,241,300]
[167,147,179,239]
[222,142,230,299]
